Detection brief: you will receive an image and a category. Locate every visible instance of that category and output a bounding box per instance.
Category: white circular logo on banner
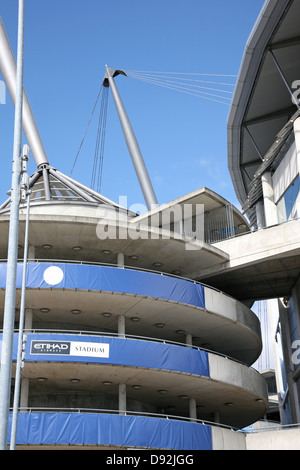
[43,266,64,286]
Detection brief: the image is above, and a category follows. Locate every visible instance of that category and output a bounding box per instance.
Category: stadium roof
[228,0,300,216]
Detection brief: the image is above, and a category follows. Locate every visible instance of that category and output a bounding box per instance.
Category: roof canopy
[228,0,300,217]
[0,166,130,214]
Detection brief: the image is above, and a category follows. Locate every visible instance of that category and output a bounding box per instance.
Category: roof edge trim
[227,0,292,206]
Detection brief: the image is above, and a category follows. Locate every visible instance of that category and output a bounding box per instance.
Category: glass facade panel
[277,175,300,223]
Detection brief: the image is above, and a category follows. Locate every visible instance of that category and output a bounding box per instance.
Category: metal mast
[104,66,158,210]
[0,16,48,168]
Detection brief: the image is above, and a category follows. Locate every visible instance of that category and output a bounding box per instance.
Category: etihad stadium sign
[30,340,110,358]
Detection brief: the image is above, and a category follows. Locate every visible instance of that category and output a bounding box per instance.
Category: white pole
[0,0,25,450]
[10,146,30,450]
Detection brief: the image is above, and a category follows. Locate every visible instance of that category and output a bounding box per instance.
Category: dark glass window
[277,175,300,223]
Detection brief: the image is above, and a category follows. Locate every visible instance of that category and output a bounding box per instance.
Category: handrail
[10,406,238,432]
[10,407,296,433]
[242,421,300,433]
[0,327,261,371]
[16,407,297,434]
[0,258,244,301]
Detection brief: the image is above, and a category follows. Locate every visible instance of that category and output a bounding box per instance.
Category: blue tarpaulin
[8,413,213,449]
[9,333,210,377]
[0,262,205,309]
[1,263,210,449]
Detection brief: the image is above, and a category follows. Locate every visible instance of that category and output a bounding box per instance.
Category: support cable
[125,69,237,77]
[91,85,108,193]
[127,71,236,87]
[128,75,232,105]
[70,83,104,177]
[125,70,235,105]
[128,73,234,94]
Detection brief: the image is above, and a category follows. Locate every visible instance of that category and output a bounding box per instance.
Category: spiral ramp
[0,194,267,450]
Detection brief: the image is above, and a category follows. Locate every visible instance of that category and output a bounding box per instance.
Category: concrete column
[213,411,220,424]
[119,383,126,415]
[293,117,300,171]
[267,299,285,424]
[278,299,300,423]
[292,276,300,344]
[28,245,35,261]
[24,308,33,331]
[256,200,265,229]
[117,252,125,267]
[291,278,300,423]
[118,314,126,337]
[20,377,29,412]
[185,333,193,348]
[261,172,278,227]
[189,398,197,422]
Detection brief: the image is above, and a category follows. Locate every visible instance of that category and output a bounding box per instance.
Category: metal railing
[3,327,261,372]
[205,204,236,243]
[10,406,238,432]
[0,257,237,301]
[14,407,299,434]
[242,421,300,433]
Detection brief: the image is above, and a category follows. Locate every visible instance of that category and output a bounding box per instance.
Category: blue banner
[0,262,205,309]
[12,334,209,377]
[8,413,213,449]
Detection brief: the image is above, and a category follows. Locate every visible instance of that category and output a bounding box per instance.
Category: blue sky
[0,0,265,212]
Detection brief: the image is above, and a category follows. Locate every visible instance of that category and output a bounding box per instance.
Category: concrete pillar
[118,315,126,337]
[278,299,300,423]
[24,308,33,331]
[256,200,265,229]
[119,383,126,415]
[293,117,300,171]
[261,172,278,227]
[290,278,300,423]
[267,299,285,424]
[185,333,193,348]
[189,398,197,422]
[213,411,220,424]
[20,377,29,412]
[292,276,300,344]
[28,245,35,261]
[117,252,125,267]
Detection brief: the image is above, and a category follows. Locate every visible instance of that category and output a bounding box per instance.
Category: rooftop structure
[228,0,300,225]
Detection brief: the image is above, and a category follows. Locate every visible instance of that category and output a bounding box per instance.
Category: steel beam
[270,50,300,110]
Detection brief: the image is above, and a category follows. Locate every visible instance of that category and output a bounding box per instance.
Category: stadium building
[0,0,300,450]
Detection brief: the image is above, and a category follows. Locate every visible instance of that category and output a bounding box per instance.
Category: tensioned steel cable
[70,83,104,177]
[128,75,233,103]
[125,69,236,105]
[126,69,237,77]
[126,70,236,86]
[91,85,109,192]
[128,74,234,95]
[125,76,234,104]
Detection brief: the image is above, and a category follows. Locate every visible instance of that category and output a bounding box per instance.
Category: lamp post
[0,0,25,450]
[10,145,31,450]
